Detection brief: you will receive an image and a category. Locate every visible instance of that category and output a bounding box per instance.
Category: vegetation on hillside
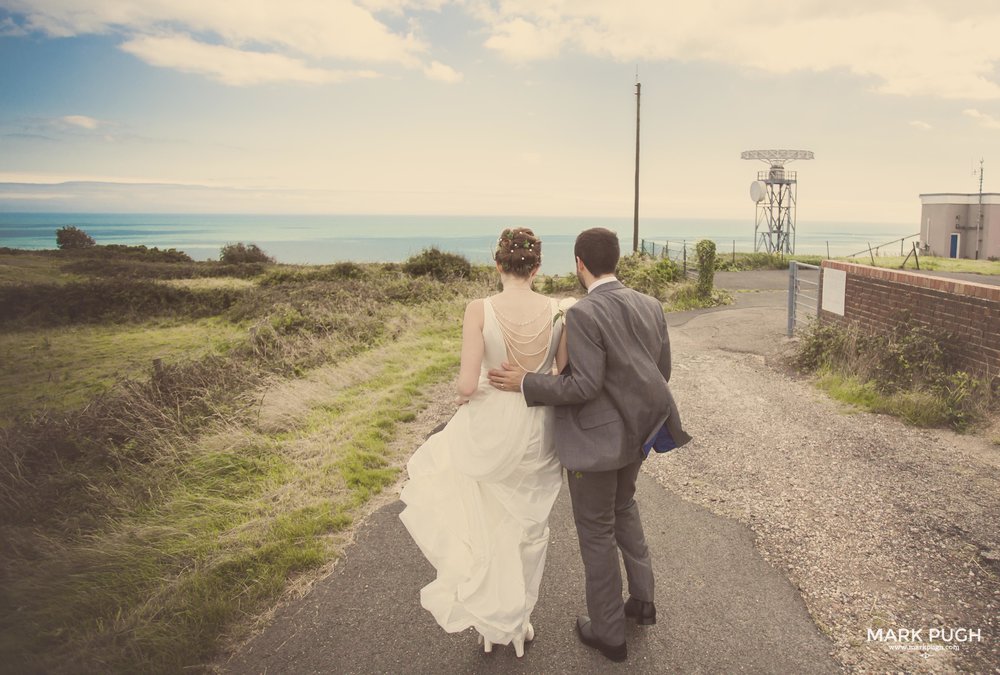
[0,238,720,672]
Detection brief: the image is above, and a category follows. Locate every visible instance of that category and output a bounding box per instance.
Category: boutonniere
[553,297,576,325]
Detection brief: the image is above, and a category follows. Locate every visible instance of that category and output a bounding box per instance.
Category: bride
[399,227,568,657]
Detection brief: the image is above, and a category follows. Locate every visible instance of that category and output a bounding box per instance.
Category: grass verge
[816,371,953,426]
[0,307,463,673]
[843,255,1000,275]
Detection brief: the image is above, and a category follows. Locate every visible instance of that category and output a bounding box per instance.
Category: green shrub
[616,253,680,299]
[794,319,994,430]
[539,274,580,295]
[95,244,192,262]
[695,240,716,298]
[666,282,733,311]
[56,226,96,249]
[402,247,471,280]
[220,242,274,265]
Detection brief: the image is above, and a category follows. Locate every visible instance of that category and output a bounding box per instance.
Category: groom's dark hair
[574,228,619,277]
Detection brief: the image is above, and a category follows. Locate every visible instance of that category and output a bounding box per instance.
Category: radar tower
[742,149,814,255]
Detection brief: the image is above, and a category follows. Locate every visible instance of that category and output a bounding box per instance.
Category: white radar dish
[750,180,767,203]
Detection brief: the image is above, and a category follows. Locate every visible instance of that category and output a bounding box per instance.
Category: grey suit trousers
[567,457,653,645]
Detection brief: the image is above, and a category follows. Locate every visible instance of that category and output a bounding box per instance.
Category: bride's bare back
[488,291,554,373]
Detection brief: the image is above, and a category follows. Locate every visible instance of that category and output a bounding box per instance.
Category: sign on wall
[822,268,847,316]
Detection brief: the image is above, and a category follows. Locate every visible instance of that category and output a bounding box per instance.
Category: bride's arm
[457,299,485,398]
[555,323,569,373]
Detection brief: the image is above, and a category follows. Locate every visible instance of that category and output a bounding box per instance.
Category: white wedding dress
[399,296,564,648]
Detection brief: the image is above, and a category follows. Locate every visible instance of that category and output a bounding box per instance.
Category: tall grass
[0,320,244,420]
[0,315,465,673]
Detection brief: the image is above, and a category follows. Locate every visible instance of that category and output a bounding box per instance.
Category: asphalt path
[223,471,837,674]
[223,271,839,674]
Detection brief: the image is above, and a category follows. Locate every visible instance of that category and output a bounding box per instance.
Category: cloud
[909,120,933,131]
[61,115,101,130]
[0,16,26,35]
[484,17,566,62]
[963,108,1000,129]
[470,1,1000,100]
[1,0,452,84]
[423,60,462,82]
[120,34,378,86]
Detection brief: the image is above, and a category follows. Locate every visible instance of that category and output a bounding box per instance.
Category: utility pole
[976,158,984,260]
[633,80,641,253]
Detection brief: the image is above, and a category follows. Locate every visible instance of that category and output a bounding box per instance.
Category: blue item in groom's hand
[641,423,677,459]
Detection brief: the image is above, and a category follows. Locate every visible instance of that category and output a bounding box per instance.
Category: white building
[919,193,1000,260]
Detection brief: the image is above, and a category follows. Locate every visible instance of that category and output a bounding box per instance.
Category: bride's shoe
[477,633,493,654]
[513,623,535,658]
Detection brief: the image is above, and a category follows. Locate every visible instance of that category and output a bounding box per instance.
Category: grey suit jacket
[522,280,691,472]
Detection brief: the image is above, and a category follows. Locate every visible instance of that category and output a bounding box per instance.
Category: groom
[488,227,691,662]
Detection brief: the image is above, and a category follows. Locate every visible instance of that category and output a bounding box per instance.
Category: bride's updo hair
[494,227,542,278]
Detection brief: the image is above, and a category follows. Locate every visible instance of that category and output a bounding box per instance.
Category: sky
[1,1,1000,224]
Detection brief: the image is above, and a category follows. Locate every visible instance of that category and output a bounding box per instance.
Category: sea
[0,213,919,275]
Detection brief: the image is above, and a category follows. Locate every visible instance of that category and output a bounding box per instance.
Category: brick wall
[819,260,1000,376]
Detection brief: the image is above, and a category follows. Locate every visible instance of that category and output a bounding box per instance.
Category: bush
[667,282,733,311]
[538,274,580,295]
[402,247,471,280]
[616,253,680,299]
[96,244,192,262]
[56,226,96,249]
[220,242,274,265]
[695,240,716,298]
[793,319,994,430]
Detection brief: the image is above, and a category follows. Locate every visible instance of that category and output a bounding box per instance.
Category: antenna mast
[741,149,814,255]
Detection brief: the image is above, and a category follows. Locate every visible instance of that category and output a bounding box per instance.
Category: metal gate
[787,261,821,336]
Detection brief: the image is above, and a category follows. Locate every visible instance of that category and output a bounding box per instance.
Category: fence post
[787,261,797,337]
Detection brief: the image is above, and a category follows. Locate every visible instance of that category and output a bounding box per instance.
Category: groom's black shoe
[576,616,627,662]
[624,597,657,625]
